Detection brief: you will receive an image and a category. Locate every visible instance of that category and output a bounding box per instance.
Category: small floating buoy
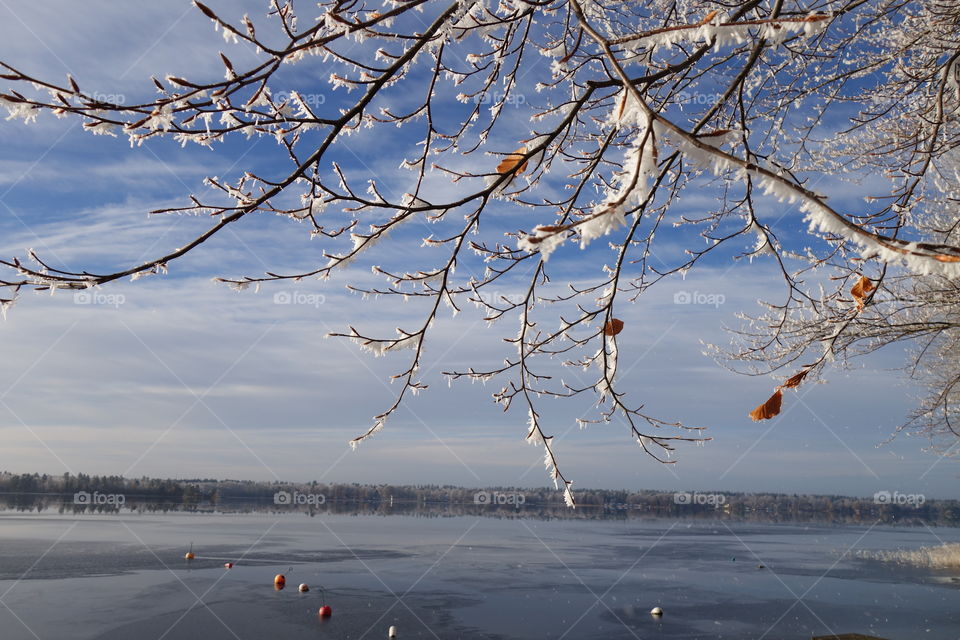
[224,562,233,569]
[318,605,333,618]
[185,552,195,560]
[650,606,663,616]
[299,583,309,592]
[274,574,286,589]
[388,625,398,638]
[757,564,765,569]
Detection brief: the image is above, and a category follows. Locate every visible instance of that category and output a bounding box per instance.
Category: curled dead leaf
[779,369,809,390]
[603,318,624,336]
[748,389,782,422]
[194,1,218,19]
[219,53,235,73]
[699,10,719,25]
[850,275,875,311]
[496,147,528,175]
[615,92,627,120]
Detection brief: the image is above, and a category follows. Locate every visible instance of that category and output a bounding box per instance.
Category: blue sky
[0,1,955,500]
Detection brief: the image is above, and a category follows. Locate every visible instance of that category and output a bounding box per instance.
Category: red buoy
[224,562,234,569]
[318,605,333,618]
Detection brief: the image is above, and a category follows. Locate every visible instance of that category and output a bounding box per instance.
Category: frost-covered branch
[4,0,960,499]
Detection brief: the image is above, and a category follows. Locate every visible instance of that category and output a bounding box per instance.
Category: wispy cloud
[0,0,952,499]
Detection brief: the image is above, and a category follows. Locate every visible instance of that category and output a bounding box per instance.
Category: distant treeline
[0,470,957,525]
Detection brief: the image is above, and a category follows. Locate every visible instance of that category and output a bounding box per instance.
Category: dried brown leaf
[850,275,875,310]
[219,53,235,73]
[779,369,809,390]
[615,92,627,120]
[748,389,782,422]
[496,147,528,175]
[194,1,218,20]
[603,318,624,336]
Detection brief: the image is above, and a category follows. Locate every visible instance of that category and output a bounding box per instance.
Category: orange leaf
[779,369,809,390]
[615,92,627,120]
[496,147,528,175]
[699,10,718,25]
[749,389,782,422]
[603,318,624,336]
[850,275,874,311]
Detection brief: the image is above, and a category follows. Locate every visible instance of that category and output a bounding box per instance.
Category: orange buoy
[299,583,309,592]
[224,562,234,569]
[318,605,332,618]
[274,574,286,588]
[184,552,195,560]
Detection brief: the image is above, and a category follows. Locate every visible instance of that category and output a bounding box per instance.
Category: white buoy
[650,606,663,616]
[388,625,398,638]
[299,583,309,592]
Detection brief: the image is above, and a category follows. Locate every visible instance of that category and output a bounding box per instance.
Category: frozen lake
[0,510,957,639]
